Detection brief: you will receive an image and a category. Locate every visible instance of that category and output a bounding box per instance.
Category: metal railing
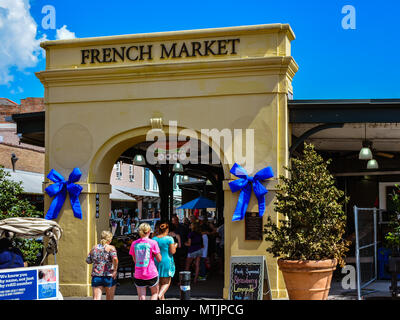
[353,206,380,300]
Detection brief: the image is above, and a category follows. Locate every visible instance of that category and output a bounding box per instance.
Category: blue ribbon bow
[229,163,274,221]
[45,168,83,220]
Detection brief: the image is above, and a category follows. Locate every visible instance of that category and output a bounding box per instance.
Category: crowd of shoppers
[86,212,224,300]
[185,220,203,283]
[169,213,224,283]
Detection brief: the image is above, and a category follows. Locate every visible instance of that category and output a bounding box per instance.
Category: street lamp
[11,153,18,172]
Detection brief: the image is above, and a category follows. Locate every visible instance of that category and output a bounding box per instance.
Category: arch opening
[90,126,231,298]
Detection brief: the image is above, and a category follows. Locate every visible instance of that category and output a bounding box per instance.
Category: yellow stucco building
[37,23,298,299]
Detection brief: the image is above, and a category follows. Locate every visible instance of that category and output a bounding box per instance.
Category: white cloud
[0,0,45,85]
[10,86,23,94]
[56,25,76,40]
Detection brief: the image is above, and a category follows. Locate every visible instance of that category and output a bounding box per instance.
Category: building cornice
[36,56,299,86]
[40,24,295,50]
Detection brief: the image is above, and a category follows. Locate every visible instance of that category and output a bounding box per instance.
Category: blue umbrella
[177,196,216,209]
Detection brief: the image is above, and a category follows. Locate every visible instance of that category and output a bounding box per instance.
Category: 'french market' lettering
[81,39,240,64]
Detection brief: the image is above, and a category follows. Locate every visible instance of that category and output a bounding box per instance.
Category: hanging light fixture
[133,154,145,165]
[172,162,184,173]
[359,141,373,160]
[359,124,373,160]
[367,158,379,169]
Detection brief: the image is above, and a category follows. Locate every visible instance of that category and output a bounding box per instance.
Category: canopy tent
[0,217,63,264]
[0,217,62,240]
[177,196,216,209]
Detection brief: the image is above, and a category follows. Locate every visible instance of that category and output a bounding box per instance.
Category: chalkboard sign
[245,212,263,240]
[229,256,270,300]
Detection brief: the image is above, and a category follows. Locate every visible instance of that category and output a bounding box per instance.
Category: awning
[110,186,136,202]
[11,111,45,147]
[11,100,400,149]
[2,168,136,202]
[114,185,159,199]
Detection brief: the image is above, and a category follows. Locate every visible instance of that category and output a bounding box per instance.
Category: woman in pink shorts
[129,223,162,300]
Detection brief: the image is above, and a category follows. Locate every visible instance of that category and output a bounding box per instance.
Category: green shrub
[385,186,400,254]
[0,166,44,266]
[264,143,350,267]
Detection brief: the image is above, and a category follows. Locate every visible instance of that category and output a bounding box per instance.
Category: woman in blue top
[153,222,177,300]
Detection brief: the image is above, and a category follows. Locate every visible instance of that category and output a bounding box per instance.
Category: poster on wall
[229,256,271,300]
[0,265,59,300]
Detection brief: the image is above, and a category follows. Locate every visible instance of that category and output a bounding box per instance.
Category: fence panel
[354,206,378,300]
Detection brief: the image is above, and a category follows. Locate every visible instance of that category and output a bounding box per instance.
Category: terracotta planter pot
[278,258,337,300]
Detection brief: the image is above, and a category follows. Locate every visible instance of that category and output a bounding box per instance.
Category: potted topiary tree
[385,186,400,257]
[384,186,400,296]
[264,143,351,300]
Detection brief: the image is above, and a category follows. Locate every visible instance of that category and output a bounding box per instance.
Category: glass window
[116,162,122,180]
[153,175,158,191]
[144,168,150,190]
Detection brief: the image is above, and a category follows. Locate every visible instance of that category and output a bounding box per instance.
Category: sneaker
[197,276,206,281]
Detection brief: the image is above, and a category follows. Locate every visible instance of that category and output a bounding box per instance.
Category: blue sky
[0,0,399,103]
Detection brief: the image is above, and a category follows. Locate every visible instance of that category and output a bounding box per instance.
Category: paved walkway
[66,273,224,300]
[65,277,397,300]
[328,280,396,300]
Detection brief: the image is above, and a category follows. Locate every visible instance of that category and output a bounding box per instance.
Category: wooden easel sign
[229,256,271,300]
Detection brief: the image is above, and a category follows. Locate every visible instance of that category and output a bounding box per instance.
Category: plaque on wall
[245,212,263,240]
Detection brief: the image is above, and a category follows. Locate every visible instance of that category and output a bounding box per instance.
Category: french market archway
[37,24,298,299]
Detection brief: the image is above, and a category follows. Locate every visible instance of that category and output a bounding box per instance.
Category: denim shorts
[187,249,203,258]
[91,276,117,288]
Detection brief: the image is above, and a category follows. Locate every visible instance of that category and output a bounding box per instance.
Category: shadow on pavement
[115,272,224,300]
